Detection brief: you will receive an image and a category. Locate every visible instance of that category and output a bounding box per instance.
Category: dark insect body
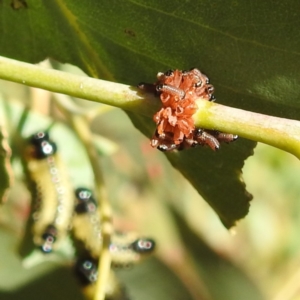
[74,256,131,300]
[139,68,237,151]
[75,256,98,286]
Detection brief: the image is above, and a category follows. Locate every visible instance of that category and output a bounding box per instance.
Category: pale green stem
[0,55,159,116]
[1,55,300,159]
[194,100,300,159]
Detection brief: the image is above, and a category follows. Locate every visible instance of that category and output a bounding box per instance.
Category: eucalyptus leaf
[116,258,194,300]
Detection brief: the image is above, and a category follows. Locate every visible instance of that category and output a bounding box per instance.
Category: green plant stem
[194,100,300,159]
[0,55,159,116]
[1,55,300,159]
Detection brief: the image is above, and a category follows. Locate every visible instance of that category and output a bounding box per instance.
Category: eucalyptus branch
[1,55,300,159]
[194,101,300,159]
[0,55,159,116]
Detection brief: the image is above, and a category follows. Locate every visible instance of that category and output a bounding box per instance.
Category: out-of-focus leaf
[0,126,13,204]
[0,227,84,300]
[1,1,300,225]
[92,134,119,156]
[116,257,194,300]
[172,209,266,300]
[0,266,85,300]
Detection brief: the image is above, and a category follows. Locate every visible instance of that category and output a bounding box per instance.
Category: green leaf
[2,1,299,225]
[0,227,84,300]
[167,141,254,228]
[116,258,194,300]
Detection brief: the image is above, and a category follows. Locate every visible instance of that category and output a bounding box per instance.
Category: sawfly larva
[109,232,155,269]
[26,131,74,253]
[72,188,156,266]
[72,187,102,258]
[74,256,130,300]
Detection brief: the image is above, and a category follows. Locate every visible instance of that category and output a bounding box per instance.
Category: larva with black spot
[72,188,156,265]
[73,239,155,299]
[26,131,74,253]
[72,187,102,258]
[109,231,155,269]
[74,256,130,300]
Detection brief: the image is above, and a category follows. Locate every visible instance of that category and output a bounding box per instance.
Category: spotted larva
[26,131,74,253]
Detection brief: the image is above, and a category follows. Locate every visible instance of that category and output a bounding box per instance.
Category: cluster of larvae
[139,68,237,151]
[25,132,155,300]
